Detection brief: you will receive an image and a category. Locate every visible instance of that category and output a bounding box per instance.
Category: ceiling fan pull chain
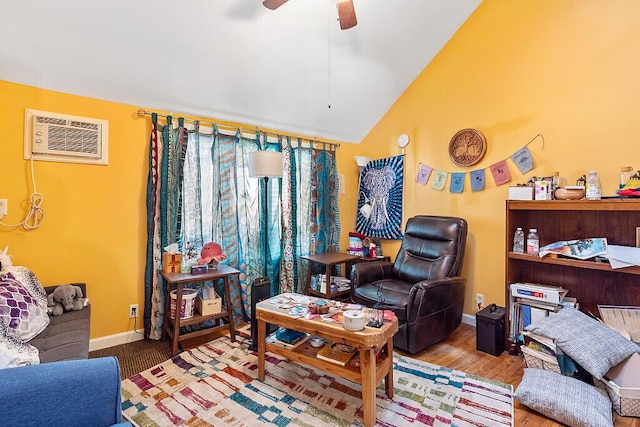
[327,1,332,109]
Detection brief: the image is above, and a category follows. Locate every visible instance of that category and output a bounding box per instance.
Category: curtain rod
[137,109,340,149]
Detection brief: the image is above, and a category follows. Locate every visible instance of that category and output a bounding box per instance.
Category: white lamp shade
[248,151,283,178]
[354,156,372,167]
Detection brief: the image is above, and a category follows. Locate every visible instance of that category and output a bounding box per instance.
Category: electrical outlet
[476,293,484,308]
[0,199,7,219]
[129,304,139,319]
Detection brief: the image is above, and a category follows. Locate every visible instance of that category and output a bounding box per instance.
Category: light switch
[338,173,346,195]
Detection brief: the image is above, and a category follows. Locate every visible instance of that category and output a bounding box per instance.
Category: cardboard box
[534,180,552,200]
[196,288,222,316]
[508,186,534,200]
[601,352,640,417]
[162,253,182,273]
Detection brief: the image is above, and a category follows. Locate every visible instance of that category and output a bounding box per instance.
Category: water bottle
[551,172,560,199]
[585,170,601,200]
[512,227,525,254]
[526,228,539,256]
[620,166,633,190]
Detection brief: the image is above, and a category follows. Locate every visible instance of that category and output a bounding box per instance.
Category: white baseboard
[89,329,145,352]
[462,312,476,327]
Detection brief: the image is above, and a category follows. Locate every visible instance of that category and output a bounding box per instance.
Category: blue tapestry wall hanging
[356,155,404,239]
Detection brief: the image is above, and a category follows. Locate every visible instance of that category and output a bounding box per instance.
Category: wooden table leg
[360,347,377,427]
[161,279,170,341]
[171,284,183,355]
[223,277,236,342]
[257,318,266,381]
[384,338,394,398]
[304,261,313,295]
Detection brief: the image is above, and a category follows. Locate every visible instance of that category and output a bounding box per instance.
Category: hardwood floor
[408,323,638,427]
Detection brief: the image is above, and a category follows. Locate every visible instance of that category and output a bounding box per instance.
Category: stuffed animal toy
[197,242,227,267]
[47,284,88,316]
[0,245,12,273]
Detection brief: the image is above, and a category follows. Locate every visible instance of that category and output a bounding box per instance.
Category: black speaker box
[249,277,277,350]
[476,304,505,356]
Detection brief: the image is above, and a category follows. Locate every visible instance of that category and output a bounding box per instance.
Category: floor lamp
[248,150,284,276]
[248,150,283,350]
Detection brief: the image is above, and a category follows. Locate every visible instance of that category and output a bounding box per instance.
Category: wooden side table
[302,252,362,299]
[160,264,240,355]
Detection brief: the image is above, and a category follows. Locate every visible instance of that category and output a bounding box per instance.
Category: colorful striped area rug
[121,331,513,427]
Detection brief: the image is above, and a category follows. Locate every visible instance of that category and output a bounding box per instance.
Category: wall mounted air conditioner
[24,109,109,165]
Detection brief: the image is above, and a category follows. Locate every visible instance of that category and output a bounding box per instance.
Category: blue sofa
[0,356,131,427]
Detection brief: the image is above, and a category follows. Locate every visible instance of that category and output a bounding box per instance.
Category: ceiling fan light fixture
[337,0,357,30]
[263,0,289,10]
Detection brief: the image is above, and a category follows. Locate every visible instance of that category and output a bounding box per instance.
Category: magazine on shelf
[316,342,356,365]
[266,329,310,350]
[522,331,556,356]
[538,237,608,260]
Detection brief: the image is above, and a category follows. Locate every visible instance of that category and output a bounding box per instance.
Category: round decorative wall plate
[449,128,487,167]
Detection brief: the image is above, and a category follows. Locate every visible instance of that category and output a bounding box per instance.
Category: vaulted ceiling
[0,0,480,143]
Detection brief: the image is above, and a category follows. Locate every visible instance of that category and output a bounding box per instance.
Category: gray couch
[30,283,91,362]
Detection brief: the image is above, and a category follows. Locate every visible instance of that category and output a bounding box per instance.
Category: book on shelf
[510,282,568,305]
[521,330,556,356]
[349,347,385,368]
[509,289,578,342]
[316,342,356,365]
[266,329,310,350]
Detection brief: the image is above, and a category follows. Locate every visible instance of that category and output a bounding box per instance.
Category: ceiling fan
[263,0,357,30]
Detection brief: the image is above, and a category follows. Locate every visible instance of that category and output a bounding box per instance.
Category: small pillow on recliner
[526,306,639,379]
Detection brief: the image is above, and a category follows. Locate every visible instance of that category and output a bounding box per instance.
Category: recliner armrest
[407,276,466,322]
[350,261,394,289]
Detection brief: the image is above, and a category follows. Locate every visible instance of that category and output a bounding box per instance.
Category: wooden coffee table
[256,294,398,427]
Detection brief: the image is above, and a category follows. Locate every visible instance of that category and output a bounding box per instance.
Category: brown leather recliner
[350,215,467,354]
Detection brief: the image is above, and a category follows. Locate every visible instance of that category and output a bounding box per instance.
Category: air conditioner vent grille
[47,127,99,154]
[35,116,66,126]
[25,109,108,165]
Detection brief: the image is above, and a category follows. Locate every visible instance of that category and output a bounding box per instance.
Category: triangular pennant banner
[511,146,534,174]
[416,163,432,185]
[470,169,485,192]
[490,160,511,186]
[431,170,448,191]
[450,172,465,193]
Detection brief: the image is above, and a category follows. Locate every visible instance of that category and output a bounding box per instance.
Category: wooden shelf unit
[160,265,240,355]
[505,199,640,344]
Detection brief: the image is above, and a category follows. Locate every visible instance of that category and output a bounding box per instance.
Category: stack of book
[520,330,561,373]
[316,342,356,365]
[509,282,578,344]
[331,277,351,293]
[266,328,309,350]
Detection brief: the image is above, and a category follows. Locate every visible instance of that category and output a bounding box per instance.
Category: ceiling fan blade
[337,0,357,30]
[263,0,289,10]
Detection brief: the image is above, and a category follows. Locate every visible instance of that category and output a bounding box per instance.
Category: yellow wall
[2,0,639,342]
[341,0,640,314]
[0,81,149,338]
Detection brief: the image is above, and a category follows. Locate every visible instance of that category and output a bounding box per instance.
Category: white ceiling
[0,0,480,143]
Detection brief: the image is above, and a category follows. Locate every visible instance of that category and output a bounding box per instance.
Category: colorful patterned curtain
[144,114,188,340]
[280,138,340,293]
[145,119,339,338]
